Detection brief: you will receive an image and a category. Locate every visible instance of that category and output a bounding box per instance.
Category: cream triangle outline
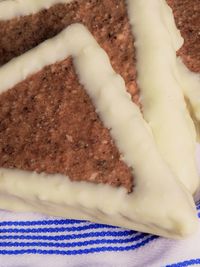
[0,23,198,238]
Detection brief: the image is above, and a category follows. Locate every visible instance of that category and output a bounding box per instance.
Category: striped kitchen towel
[0,206,199,267]
[0,145,200,267]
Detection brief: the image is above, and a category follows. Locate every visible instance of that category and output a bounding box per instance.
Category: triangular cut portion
[0,0,196,237]
[0,57,134,192]
[0,23,198,239]
[0,0,138,193]
[0,0,199,194]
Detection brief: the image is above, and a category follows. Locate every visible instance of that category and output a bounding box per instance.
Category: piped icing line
[158,0,184,51]
[0,0,74,20]
[0,23,198,238]
[126,0,199,194]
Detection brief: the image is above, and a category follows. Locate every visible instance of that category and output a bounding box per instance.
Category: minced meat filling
[0,0,139,192]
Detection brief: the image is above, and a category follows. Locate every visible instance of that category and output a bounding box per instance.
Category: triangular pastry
[0,0,199,238]
[0,0,199,194]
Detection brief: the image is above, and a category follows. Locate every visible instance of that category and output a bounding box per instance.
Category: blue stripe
[0,233,149,248]
[165,258,200,267]
[0,219,86,227]
[0,235,157,255]
[0,223,118,234]
[0,230,138,241]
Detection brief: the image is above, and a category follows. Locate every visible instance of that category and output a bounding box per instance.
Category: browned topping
[0,0,139,192]
[0,58,134,192]
[0,0,139,103]
[167,0,200,73]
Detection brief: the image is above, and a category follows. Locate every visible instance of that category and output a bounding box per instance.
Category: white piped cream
[127,0,199,194]
[0,0,74,20]
[0,23,198,238]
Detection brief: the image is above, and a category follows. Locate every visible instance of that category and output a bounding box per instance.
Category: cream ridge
[0,23,198,238]
[1,0,199,195]
[127,0,200,194]
[0,0,200,238]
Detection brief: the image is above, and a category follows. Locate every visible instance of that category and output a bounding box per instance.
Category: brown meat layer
[167,0,200,73]
[0,0,137,192]
[0,0,138,103]
[0,58,134,192]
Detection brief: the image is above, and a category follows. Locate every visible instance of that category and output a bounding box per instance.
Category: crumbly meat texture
[167,0,200,73]
[0,0,138,192]
[0,58,134,192]
[0,0,138,103]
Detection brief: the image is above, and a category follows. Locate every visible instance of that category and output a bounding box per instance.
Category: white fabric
[0,145,199,267]
[0,210,199,267]
[0,0,199,264]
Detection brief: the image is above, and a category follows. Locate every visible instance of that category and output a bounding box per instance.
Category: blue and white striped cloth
[0,206,199,267]
[0,144,200,267]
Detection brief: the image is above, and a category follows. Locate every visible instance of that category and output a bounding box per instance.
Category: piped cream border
[0,0,73,20]
[127,0,199,194]
[1,0,199,194]
[0,23,198,238]
[1,0,199,124]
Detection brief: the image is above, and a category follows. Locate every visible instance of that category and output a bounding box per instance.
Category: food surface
[0,0,139,192]
[167,0,200,73]
[0,0,139,103]
[0,0,199,238]
[0,57,134,192]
